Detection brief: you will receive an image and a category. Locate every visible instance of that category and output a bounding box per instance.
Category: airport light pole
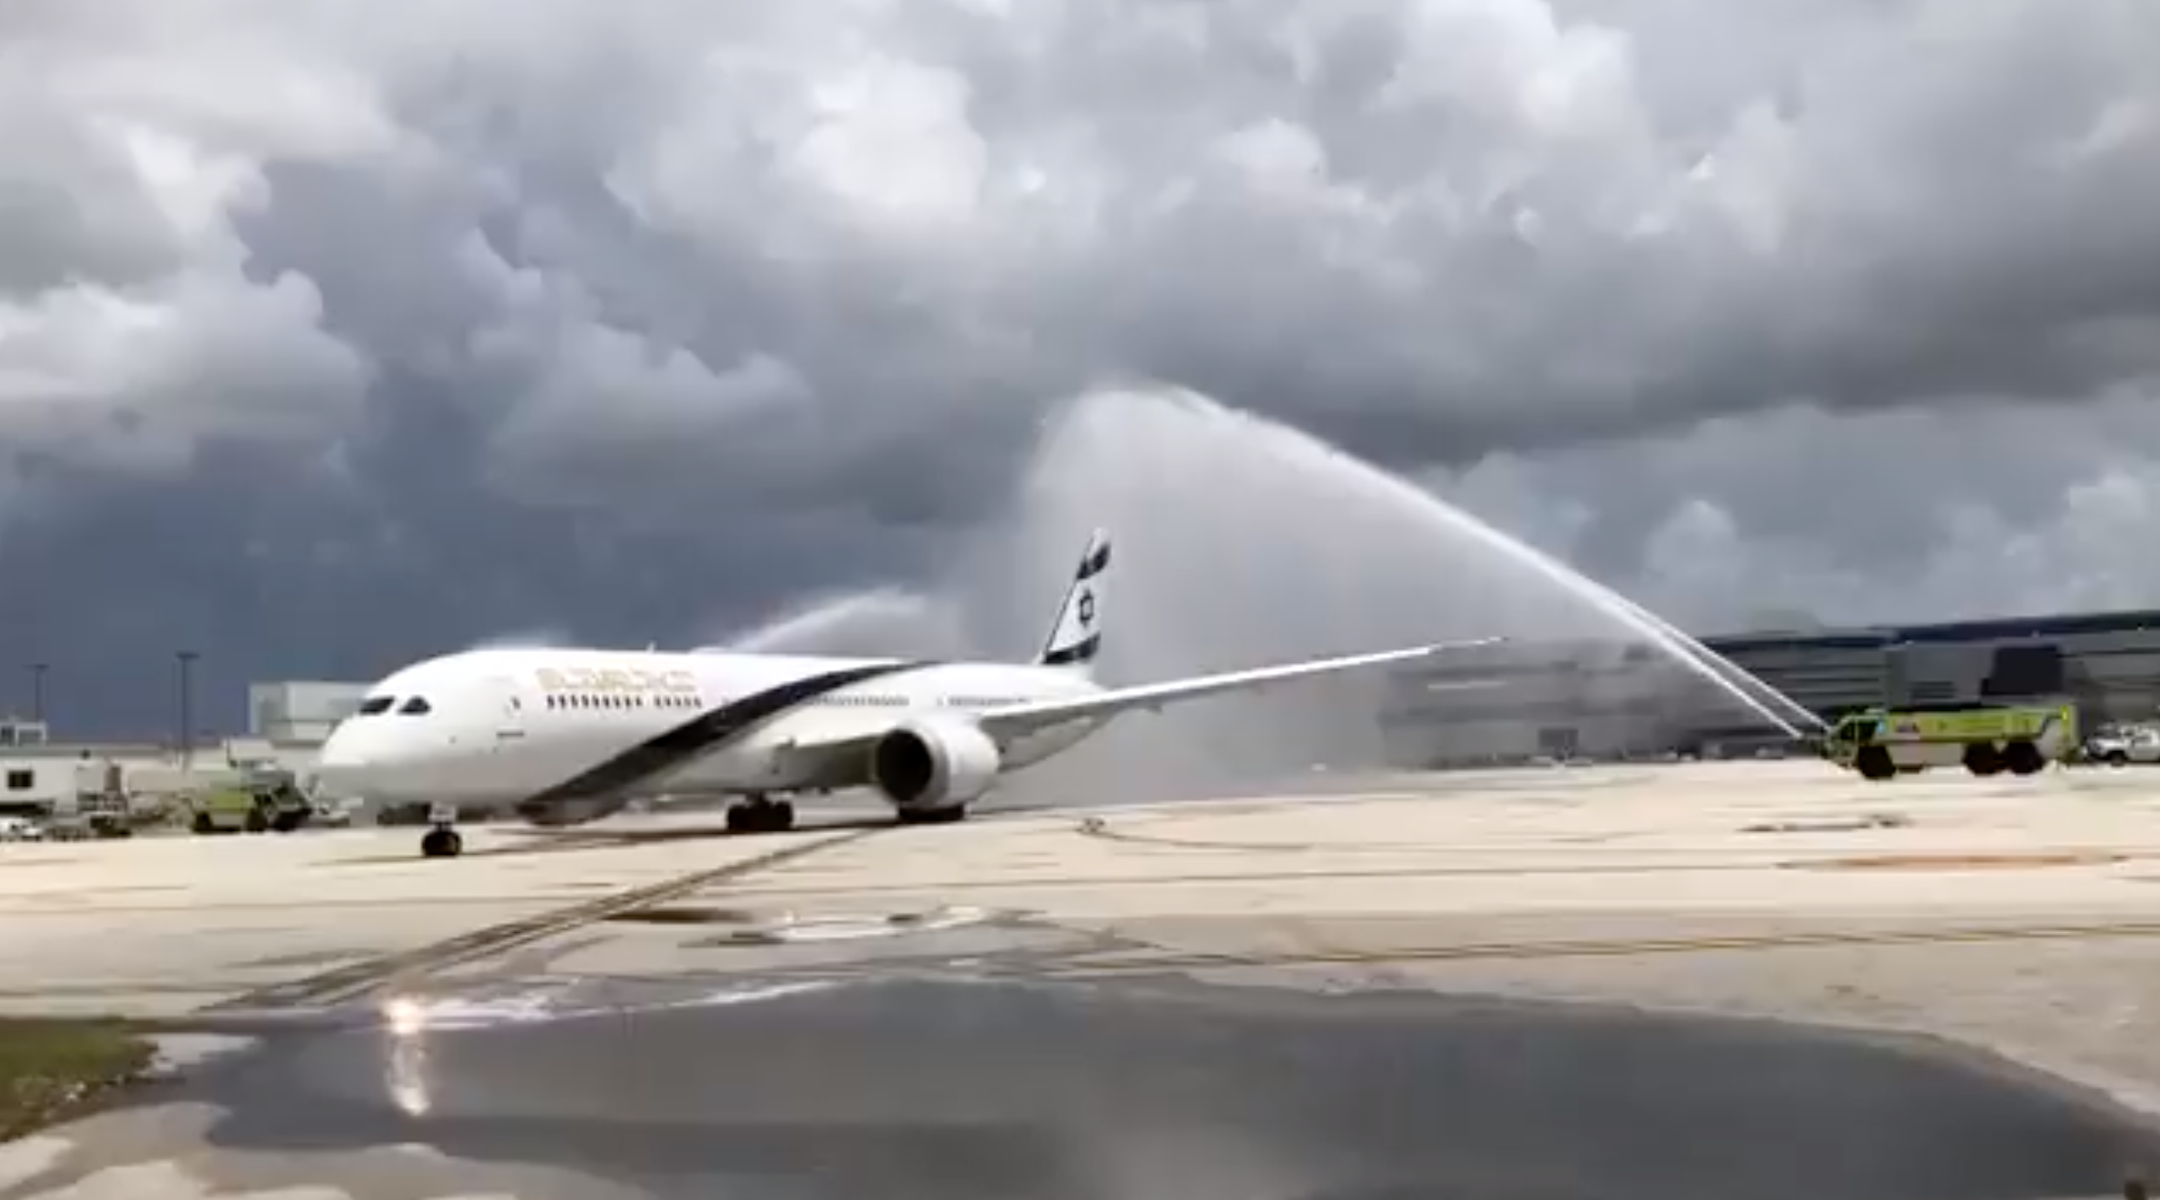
[175,650,198,771]
[26,662,45,724]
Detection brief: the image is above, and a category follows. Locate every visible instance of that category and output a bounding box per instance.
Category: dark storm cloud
[1,0,2157,731]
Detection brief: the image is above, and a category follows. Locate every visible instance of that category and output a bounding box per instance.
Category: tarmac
[8,760,2160,1197]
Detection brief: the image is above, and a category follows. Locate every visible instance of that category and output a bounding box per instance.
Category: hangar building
[1382,609,2160,768]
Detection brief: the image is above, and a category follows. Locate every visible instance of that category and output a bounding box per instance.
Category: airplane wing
[760,636,1506,788]
[976,636,1507,742]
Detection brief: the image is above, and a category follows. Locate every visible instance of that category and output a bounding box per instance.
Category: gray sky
[2,0,2158,738]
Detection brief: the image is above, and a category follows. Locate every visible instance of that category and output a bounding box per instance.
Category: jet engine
[869,716,1002,815]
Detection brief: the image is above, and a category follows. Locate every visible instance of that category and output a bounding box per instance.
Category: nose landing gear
[419,802,464,858]
[725,795,795,834]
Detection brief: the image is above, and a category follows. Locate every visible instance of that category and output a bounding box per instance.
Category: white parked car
[2087,724,2160,766]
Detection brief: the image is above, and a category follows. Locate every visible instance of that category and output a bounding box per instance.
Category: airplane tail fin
[1036,528,1110,674]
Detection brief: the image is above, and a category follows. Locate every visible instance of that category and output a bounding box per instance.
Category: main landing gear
[420,802,464,859]
[726,794,795,834]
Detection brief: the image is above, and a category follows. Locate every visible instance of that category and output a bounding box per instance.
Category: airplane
[310,529,1504,859]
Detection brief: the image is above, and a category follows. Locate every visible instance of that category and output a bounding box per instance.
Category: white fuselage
[311,646,1104,817]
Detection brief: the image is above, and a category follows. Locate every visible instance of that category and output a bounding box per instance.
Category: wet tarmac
[11,973,2160,1200]
[15,764,2160,1197]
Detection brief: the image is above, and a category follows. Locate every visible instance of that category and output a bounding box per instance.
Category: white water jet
[710,385,1818,801]
[1573,578,1828,733]
[718,587,966,659]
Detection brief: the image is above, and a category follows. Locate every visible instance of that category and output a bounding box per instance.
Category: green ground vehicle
[187,776,315,834]
[1822,703,2078,781]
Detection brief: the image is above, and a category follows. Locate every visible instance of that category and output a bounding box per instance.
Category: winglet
[1036,528,1111,673]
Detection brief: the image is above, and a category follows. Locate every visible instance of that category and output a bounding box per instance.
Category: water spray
[709,385,1825,790]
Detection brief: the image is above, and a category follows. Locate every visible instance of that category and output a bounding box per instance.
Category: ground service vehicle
[47,790,131,839]
[1822,703,2077,781]
[188,777,315,834]
[2085,723,2160,766]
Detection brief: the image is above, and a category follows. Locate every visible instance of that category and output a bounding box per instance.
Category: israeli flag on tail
[1035,528,1110,673]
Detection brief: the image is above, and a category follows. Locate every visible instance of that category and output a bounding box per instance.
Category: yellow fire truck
[185,773,316,834]
[1821,703,2077,781]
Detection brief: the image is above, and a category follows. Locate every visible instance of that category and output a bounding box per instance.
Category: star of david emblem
[1076,589,1096,627]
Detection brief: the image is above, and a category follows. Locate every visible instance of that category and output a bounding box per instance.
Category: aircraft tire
[725,800,794,835]
[420,827,463,858]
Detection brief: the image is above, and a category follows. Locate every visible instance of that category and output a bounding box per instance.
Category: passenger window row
[545,693,703,711]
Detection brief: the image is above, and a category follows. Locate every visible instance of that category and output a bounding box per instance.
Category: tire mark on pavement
[208,828,881,1012]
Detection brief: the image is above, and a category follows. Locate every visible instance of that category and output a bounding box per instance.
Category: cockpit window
[397,696,433,715]
[357,696,396,716]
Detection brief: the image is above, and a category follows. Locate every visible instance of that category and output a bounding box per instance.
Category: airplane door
[491,677,527,746]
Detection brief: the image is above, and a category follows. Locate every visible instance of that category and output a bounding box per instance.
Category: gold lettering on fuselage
[534,665,699,694]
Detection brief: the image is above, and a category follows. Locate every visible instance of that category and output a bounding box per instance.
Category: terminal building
[1381,609,2160,768]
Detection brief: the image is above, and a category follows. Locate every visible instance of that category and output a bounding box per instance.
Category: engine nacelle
[869,717,1002,813]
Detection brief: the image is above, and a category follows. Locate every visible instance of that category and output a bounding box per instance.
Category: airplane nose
[312,726,376,794]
